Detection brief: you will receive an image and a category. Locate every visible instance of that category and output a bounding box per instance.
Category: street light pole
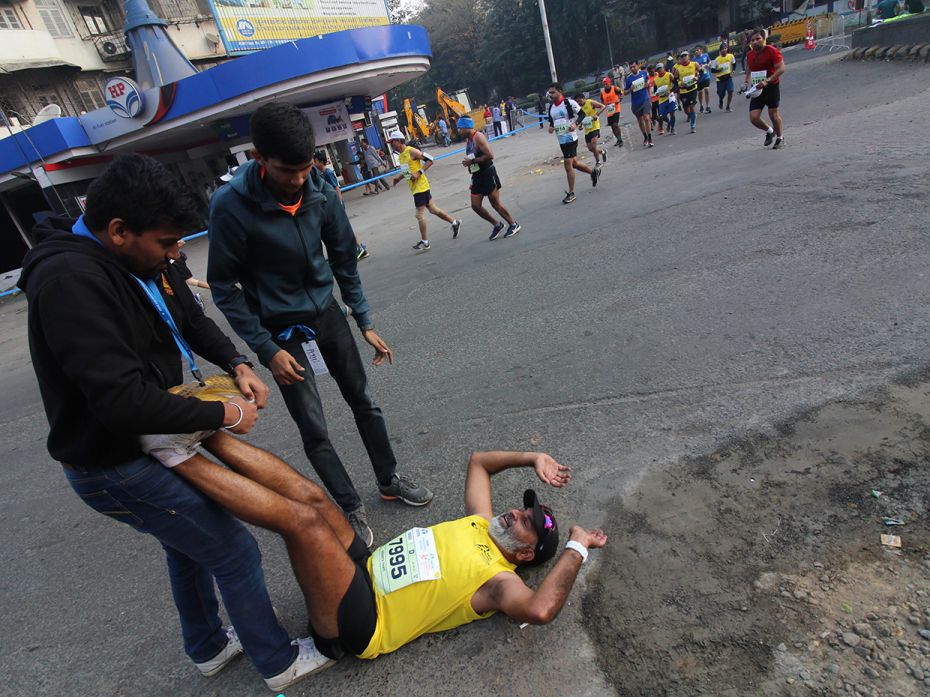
[537,0,558,82]
[604,14,614,69]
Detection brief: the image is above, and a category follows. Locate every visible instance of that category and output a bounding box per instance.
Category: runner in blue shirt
[694,45,712,114]
[623,60,654,148]
[312,151,369,260]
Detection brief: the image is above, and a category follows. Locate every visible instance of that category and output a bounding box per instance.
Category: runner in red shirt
[744,28,786,149]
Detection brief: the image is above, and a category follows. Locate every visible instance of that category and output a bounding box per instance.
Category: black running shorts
[412,190,432,208]
[584,129,601,144]
[679,91,697,108]
[559,140,579,158]
[749,83,780,111]
[606,112,620,126]
[470,165,502,196]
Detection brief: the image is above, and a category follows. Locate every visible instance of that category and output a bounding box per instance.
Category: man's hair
[549,82,563,92]
[750,27,766,40]
[250,102,315,164]
[83,153,202,234]
[312,150,327,164]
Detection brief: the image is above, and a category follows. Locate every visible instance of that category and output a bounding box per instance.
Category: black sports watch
[227,356,254,374]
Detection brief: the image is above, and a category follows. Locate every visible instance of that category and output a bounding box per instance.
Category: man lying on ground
[156,433,608,682]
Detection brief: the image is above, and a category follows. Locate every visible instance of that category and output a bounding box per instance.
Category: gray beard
[488,515,528,554]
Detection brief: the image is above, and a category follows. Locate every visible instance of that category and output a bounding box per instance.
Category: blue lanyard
[277,324,316,343]
[131,276,204,384]
[71,215,203,384]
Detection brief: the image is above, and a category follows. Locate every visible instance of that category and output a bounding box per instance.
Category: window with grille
[36,0,72,37]
[78,5,107,34]
[154,0,201,19]
[34,86,63,109]
[0,5,23,29]
[75,78,105,111]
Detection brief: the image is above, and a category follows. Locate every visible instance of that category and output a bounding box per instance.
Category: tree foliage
[396,0,767,113]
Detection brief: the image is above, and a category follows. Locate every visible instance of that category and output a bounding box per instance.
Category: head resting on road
[487,489,560,567]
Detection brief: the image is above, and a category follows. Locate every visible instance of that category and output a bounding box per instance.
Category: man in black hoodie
[18,153,322,691]
[208,103,433,548]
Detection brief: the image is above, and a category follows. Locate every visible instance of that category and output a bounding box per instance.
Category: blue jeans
[64,456,296,678]
[277,299,397,512]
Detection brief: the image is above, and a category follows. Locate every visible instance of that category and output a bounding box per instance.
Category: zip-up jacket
[207,160,371,366]
[18,216,237,468]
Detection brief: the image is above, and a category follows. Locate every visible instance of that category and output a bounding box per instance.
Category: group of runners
[338,28,786,250]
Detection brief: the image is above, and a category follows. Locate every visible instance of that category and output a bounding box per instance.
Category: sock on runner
[690,112,696,128]
[766,127,774,134]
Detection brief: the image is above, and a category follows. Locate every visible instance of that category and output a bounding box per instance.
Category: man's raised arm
[464,451,571,519]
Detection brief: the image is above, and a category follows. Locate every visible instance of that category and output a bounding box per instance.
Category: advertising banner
[207,0,390,53]
[304,100,352,145]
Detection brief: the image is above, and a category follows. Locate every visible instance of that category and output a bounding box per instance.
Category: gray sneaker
[346,507,373,548]
[378,475,434,507]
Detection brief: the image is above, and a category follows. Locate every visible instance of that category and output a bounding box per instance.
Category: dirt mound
[584,374,930,697]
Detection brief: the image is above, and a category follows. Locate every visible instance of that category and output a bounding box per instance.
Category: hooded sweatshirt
[207,161,371,367]
[18,217,238,468]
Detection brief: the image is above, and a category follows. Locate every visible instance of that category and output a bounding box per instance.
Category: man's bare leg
[426,200,455,224]
[769,107,783,137]
[173,451,354,637]
[487,189,515,225]
[201,431,354,549]
[470,193,498,225]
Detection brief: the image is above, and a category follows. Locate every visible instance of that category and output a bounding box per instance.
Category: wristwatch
[227,355,254,374]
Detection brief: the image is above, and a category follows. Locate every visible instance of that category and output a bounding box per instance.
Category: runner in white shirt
[546,83,600,205]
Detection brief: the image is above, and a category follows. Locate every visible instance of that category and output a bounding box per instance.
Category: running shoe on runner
[562,191,576,204]
[772,137,784,150]
[451,219,462,238]
[489,222,505,241]
[764,132,775,147]
[690,125,696,134]
[503,223,521,238]
[412,240,430,251]
[378,474,434,506]
[601,149,607,163]
[356,243,369,260]
[591,166,601,187]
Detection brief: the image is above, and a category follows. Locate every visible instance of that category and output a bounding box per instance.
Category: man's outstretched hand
[534,453,571,488]
[569,526,608,549]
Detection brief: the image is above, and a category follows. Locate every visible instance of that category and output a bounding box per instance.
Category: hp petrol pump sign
[103,77,145,118]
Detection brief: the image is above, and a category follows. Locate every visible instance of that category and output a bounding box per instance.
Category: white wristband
[224,402,244,430]
[565,540,588,563]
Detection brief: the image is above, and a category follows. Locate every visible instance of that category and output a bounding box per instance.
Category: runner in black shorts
[745,27,786,149]
[457,116,521,240]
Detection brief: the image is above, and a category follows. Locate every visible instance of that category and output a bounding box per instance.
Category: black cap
[523,489,559,566]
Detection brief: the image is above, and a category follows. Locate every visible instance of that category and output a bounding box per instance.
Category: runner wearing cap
[599,77,624,147]
[387,131,462,251]
[456,116,520,241]
[694,46,712,114]
[623,60,653,148]
[672,50,700,134]
[744,27,786,149]
[653,62,676,135]
[712,43,736,112]
[546,83,600,205]
[575,93,608,165]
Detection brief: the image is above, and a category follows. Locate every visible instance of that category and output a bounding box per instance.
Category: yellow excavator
[403,98,431,141]
[436,86,468,126]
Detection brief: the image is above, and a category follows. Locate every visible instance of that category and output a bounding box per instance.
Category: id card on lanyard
[277,324,329,376]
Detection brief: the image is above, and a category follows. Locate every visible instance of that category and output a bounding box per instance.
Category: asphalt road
[1,49,929,697]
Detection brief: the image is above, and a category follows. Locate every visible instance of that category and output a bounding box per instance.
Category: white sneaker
[194,627,243,677]
[264,637,337,692]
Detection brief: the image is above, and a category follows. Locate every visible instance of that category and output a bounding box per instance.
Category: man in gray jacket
[361,139,390,192]
[208,103,432,547]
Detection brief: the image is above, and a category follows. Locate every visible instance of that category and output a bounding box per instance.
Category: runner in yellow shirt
[575,93,608,164]
[672,49,700,134]
[712,42,736,112]
[387,130,461,252]
[652,62,677,135]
